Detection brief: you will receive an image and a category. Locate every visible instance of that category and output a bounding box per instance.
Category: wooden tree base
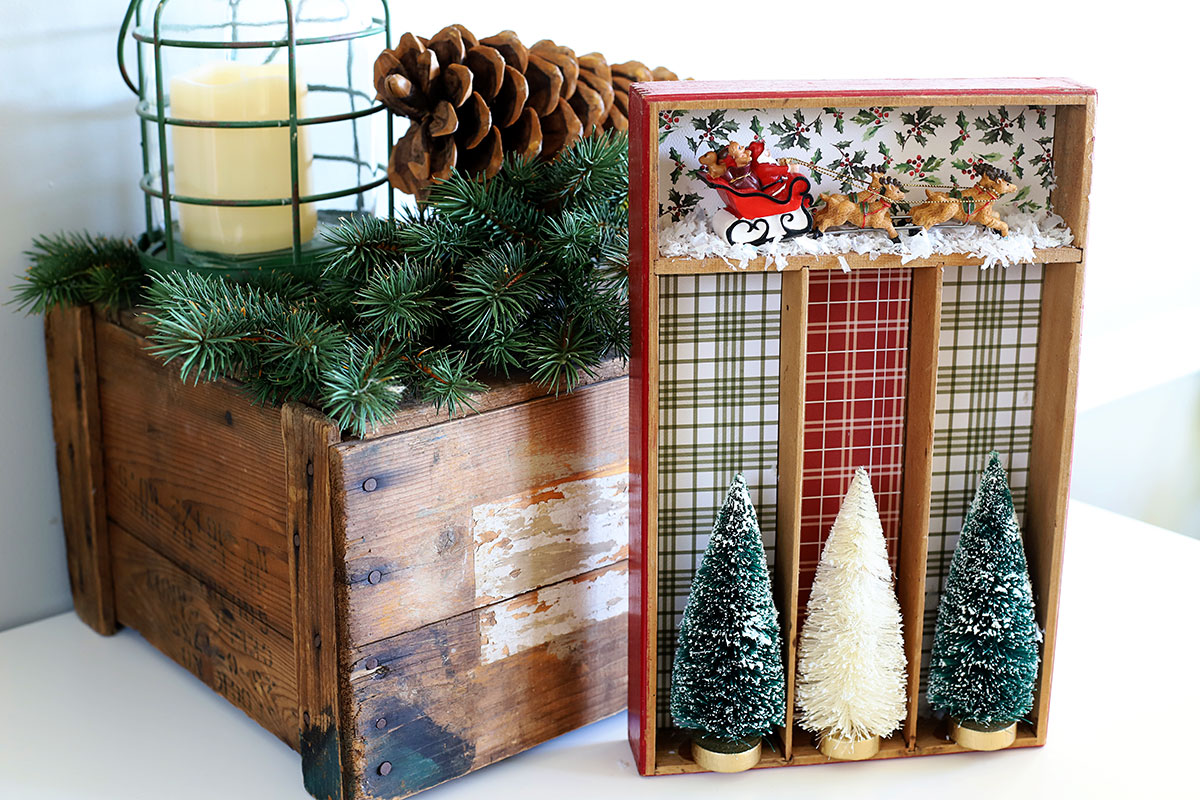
[950,719,1017,751]
[820,733,880,761]
[690,737,761,772]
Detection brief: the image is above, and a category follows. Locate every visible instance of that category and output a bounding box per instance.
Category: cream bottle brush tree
[796,467,907,760]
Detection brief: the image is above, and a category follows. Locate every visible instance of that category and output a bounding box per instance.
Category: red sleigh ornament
[697,140,815,244]
[698,140,814,220]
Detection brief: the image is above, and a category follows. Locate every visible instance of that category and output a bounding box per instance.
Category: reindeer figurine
[910,163,1017,236]
[810,166,907,242]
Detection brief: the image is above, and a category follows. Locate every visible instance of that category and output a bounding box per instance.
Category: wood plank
[110,520,299,749]
[347,562,628,799]
[645,94,1091,112]
[624,82,662,777]
[95,319,294,637]
[627,82,658,776]
[109,307,626,442]
[1049,99,1096,245]
[774,269,809,759]
[283,404,346,800]
[653,247,1083,276]
[1025,261,1085,740]
[334,378,629,647]
[364,358,628,440]
[653,718,1040,774]
[897,267,943,748]
[653,730,790,774]
[44,305,115,635]
[640,273,661,773]
[634,78,1095,106]
[1027,96,1092,742]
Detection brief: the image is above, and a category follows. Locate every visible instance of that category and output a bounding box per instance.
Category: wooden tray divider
[774,268,810,760]
[896,266,943,748]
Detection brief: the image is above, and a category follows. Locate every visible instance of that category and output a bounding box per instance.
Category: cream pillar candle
[170,61,317,255]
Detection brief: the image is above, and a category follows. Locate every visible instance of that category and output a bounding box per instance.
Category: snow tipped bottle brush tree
[928,451,1042,751]
[795,468,907,761]
[670,473,786,773]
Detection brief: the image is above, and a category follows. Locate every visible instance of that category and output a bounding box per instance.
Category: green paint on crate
[300,713,343,800]
[365,706,475,798]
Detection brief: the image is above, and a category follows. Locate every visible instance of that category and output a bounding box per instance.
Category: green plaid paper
[920,264,1043,710]
[656,273,782,726]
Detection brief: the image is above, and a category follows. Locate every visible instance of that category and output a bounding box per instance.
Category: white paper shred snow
[658,211,1074,271]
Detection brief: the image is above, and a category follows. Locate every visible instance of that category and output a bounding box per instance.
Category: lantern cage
[117,0,392,275]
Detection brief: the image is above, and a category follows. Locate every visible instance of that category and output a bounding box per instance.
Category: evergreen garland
[928,451,1042,728]
[9,133,631,437]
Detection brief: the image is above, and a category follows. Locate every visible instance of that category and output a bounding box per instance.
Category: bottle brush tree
[795,467,907,746]
[928,451,1041,729]
[670,473,786,747]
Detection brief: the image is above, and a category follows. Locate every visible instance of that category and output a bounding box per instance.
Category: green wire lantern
[117,0,392,275]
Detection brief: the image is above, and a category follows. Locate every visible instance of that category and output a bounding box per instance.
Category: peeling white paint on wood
[479,564,628,664]
[472,468,629,603]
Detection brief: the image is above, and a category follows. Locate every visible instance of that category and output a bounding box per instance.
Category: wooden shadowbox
[627,79,1094,774]
[44,307,630,799]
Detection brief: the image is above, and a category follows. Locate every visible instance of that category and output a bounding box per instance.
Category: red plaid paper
[798,269,911,611]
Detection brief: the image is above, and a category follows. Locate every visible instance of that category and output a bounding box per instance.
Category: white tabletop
[2,501,1197,800]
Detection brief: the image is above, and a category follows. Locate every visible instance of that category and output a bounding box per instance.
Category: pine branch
[535,131,629,209]
[141,271,266,383]
[258,305,346,399]
[355,260,446,340]
[467,325,530,376]
[393,203,482,265]
[10,232,144,313]
[319,337,406,435]
[320,215,404,280]
[449,243,547,339]
[401,347,486,416]
[524,316,602,393]
[425,170,545,244]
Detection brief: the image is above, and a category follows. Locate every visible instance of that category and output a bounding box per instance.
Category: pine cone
[375,24,677,195]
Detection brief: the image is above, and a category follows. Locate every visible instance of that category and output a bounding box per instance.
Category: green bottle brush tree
[10,133,631,437]
[928,451,1042,750]
[670,473,786,772]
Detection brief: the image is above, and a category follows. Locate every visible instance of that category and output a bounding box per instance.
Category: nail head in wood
[313,633,322,649]
[293,533,300,548]
[378,761,392,776]
[362,477,378,492]
[376,717,387,729]
[306,461,314,476]
[368,569,382,585]
[303,711,311,725]
[364,657,378,671]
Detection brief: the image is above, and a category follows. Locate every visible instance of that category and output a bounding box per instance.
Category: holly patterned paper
[657,105,1056,231]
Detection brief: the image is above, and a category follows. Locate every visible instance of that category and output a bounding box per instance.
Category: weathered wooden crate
[44,306,629,799]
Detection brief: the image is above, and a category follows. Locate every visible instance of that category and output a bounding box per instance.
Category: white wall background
[2,0,1195,631]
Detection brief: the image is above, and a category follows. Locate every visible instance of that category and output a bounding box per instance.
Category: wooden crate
[44,308,630,799]
[628,79,1093,773]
